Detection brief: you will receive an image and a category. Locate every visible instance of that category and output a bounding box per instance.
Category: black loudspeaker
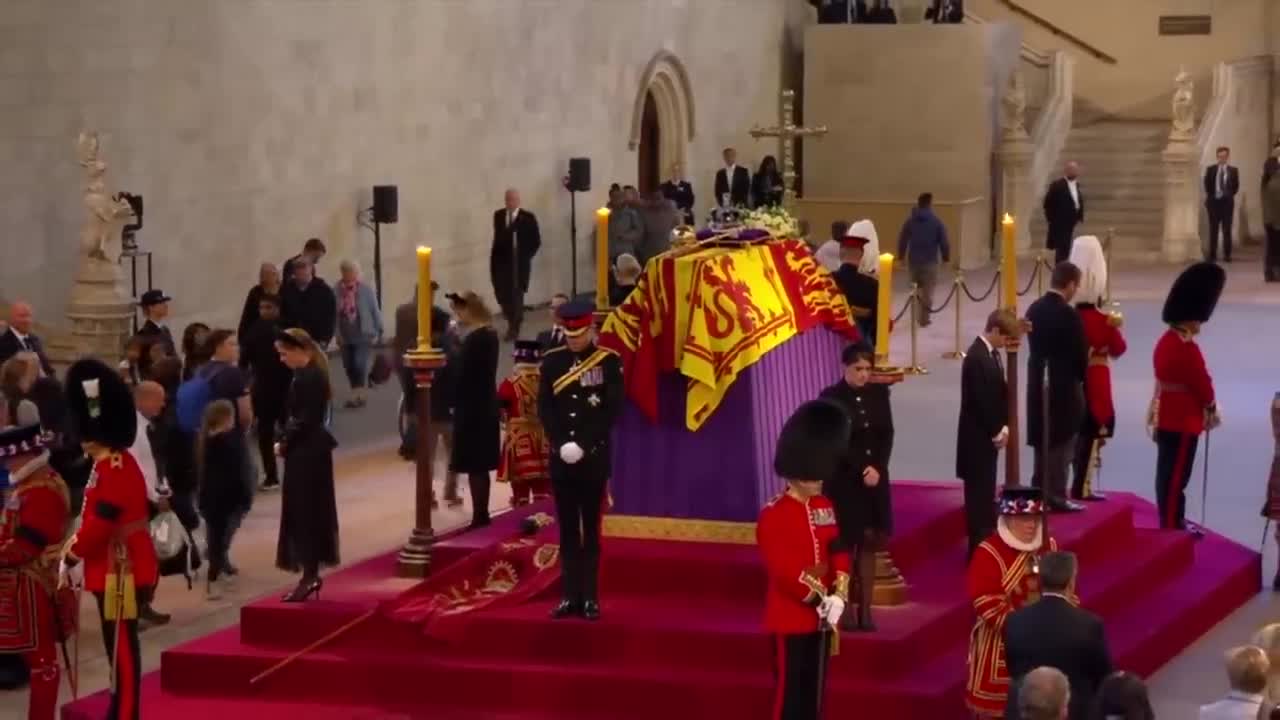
[372,185,398,224]
[568,158,591,193]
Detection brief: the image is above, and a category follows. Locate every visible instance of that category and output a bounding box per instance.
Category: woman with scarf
[333,259,383,409]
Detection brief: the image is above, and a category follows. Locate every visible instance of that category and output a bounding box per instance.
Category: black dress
[449,326,500,474]
[820,380,895,539]
[275,365,340,573]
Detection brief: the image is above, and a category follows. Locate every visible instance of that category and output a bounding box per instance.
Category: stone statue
[77,131,135,261]
[1001,69,1028,140]
[1170,68,1196,140]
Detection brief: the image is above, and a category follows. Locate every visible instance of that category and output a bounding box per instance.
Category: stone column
[998,138,1035,254]
[65,257,133,361]
[1161,140,1201,262]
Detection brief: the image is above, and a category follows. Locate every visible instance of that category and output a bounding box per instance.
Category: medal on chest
[578,366,604,388]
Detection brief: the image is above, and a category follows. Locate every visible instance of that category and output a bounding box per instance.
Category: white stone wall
[0,0,796,331]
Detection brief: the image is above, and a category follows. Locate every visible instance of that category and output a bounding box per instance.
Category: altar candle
[596,207,611,309]
[875,253,894,364]
[416,246,432,349]
[1001,214,1017,311]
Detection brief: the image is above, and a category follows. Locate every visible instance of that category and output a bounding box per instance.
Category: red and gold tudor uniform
[0,425,72,720]
[1149,263,1224,531]
[965,487,1058,718]
[758,399,853,720]
[497,340,552,506]
[62,358,158,720]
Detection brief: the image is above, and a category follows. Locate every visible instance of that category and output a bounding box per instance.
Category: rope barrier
[1016,259,1045,297]
[923,281,958,315]
[892,293,913,324]
[962,270,1001,303]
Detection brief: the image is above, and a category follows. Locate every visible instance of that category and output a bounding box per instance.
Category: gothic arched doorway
[638,91,661,193]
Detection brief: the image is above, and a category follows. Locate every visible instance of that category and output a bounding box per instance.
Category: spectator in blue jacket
[897,192,951,327]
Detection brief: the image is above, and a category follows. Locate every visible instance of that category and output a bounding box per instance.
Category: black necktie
[993,349,1004,374]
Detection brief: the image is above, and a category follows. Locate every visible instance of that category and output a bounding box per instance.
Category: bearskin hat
[1068,235,1107,305]
[66,357,137,451]
[773,399,852,482]
[1161,262,1226,325]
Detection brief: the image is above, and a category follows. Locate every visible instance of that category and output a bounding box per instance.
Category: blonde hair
[282,327,332,401]
[194,399,236,493]
[455,291,494,326]
[1226,645,1271,694]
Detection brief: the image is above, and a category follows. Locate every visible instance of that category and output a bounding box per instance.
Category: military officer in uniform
[538,301,624,621]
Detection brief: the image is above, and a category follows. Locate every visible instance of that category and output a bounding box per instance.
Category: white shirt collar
[10,327,28,341]
[1043,591,1071,601]
[978,334,994,353]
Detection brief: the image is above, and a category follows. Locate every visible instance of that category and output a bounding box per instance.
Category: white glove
[823,596,846,627]
[559,442,585,465]
[1208,403,1223,430]
[59,559,83,589]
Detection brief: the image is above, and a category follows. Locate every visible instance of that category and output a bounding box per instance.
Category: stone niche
[802,23,1022,266]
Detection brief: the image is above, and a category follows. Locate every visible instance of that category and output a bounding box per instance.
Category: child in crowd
[196,399,250,600]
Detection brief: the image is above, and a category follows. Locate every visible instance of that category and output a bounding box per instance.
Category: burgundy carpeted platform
[61,483,1259,720]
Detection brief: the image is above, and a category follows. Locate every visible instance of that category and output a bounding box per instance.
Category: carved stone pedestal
[1161,139,1201,263]
[871,550,908,606]
[998,138,1035,255]
[65,257,132,362]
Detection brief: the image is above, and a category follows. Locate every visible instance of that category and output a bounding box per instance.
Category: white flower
[82,379,100,399]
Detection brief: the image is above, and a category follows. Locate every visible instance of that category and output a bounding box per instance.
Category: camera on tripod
[116,192,143,253]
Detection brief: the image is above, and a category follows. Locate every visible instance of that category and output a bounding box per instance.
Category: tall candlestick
[1001,213,1017,311]
[595,208,611,309]
[416,246,432,349]
[875,253,894,364]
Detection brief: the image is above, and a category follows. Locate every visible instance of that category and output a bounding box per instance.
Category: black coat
[197,431,251,519]
[281,278,337,347]
[1025,292,1086,448]
[0,328,53,377]
[276,365,339,572]
[832,264,879,345]
[714,166,752,207]
[135,320,177,359]
[1203,164,1240,204]
[925,0,964,22]
[538,345,625,477]
[956,337,1007,481]
[1042,178,1084,250]
[1005,595,1113,720]
[490,208,542,302]
[449,326,500,474]
[752,170,784,208]
[237,284,279,341]
[537,326,567,353]
[820,380,895,538]
[241,318,291,414]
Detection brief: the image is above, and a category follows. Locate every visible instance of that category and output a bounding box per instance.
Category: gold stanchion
[942,271,965,360]
[906,283,927,375]
[1036,250,1047,296]
[1104,227,1116,307]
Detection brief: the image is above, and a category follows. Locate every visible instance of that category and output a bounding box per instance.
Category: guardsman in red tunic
[0,423,72,720]
[1148,262,1224,532]
[758,399,853,720]
[1068,236,1127,502]
[965,487,1059,719]
[60,359,159,720]
[497,340,551,506]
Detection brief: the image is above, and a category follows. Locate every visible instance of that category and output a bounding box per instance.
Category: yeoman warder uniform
[62,358,159,720]
[758,399,853,720]
[0,424,74,720]
[538,301,623,621]
[497,340,552,506]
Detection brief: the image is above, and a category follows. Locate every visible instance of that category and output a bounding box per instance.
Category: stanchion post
[1036,250,1047,296]
[906,283,927,375]
[942,270,965,360]
[397,347,447,577]
[1104,227,1115,306]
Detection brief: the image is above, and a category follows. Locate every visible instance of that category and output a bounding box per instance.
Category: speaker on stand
[564,158,591,298]
[360,185,399,308]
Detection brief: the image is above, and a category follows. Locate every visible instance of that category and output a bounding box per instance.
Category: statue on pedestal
[1170,68,1196,140]
[1001,70,1029,141]
[77,132,136,261]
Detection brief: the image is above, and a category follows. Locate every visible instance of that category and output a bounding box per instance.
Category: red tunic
[496,370,551,485]
[1152,327,1215,435]
[965,531,1058,717]
[0,459,70,653]
[757,492,851,635]
[66,451,158,593]
[1079,305,1127,432]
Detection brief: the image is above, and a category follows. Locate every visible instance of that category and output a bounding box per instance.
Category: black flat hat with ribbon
[0,423,49,460]
[66,357,137,451]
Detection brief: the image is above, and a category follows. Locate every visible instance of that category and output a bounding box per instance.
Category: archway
[629,51,696,188]
[637,91,661,193]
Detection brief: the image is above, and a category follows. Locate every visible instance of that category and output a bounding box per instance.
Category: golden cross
[748,89,828,211]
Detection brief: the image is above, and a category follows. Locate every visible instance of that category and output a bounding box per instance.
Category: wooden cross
[749,89,828,211]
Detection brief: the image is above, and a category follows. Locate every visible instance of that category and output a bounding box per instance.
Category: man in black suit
[135,289,178,358]
[1025,262,1087,513]
[957,309,1017,558]
[926,0,964,23]
[0,301,53,377]
[1005,552,1113,720]
[490,188,542,341]
[1042,161,1084,264]
[536,293,570,352]
[1204,146,1240,263]
[282,237,326,282]
[659,162,696,225]
[713,148,752,208]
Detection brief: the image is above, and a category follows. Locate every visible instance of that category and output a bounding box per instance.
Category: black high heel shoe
[282,577,323,603]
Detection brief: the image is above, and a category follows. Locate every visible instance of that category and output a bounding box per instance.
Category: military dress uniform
[831,234,879,346]
[1072,303,1127,500]
[62,359,159,720]
[965,487,1059,719]
[0,425,72,720]
[538,302,623,621]
[497,340,552,506]
[1149,263,1224,531]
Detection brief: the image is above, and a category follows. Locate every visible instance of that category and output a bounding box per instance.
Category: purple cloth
[611,327,848,523]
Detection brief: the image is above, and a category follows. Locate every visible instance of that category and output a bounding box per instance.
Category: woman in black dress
[273,328,339,602]
[819,343,895,631]
[752,155,784,208]
[446,291,501,529]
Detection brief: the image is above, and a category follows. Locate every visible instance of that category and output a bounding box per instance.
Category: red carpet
[61,483,1259,720]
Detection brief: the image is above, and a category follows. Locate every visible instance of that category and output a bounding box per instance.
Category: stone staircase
[1027,120,1169,262]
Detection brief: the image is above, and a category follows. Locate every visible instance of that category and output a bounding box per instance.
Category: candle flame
[417,246,431,257]
[1002,213,1014,225]
[596,207,611,218]
[880,252,894,261]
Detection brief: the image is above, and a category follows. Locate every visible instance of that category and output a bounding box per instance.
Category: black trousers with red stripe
[93,585,153,720]
[1154,430,1200,529]
[771,631,831,720]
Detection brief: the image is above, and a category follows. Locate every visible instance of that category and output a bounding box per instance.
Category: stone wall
[0,0,798,332]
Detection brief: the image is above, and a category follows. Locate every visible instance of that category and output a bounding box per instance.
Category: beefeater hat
[1067,235,1107,305]
[998,486,1044,516]
[66,357,137,451]
[1161,262,1226,325]
[0,423,51,460]
[773,399,851,483]
[512,340,541,366]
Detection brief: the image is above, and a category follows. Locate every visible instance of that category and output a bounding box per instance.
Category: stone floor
[2,256,1277,718]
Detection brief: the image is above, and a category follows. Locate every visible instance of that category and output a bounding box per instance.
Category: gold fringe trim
[601,515,756,545]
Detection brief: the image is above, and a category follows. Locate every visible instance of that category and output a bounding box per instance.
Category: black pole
[373,220,383,309]
[569,190,579,298]
[1040,359,1051,544]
